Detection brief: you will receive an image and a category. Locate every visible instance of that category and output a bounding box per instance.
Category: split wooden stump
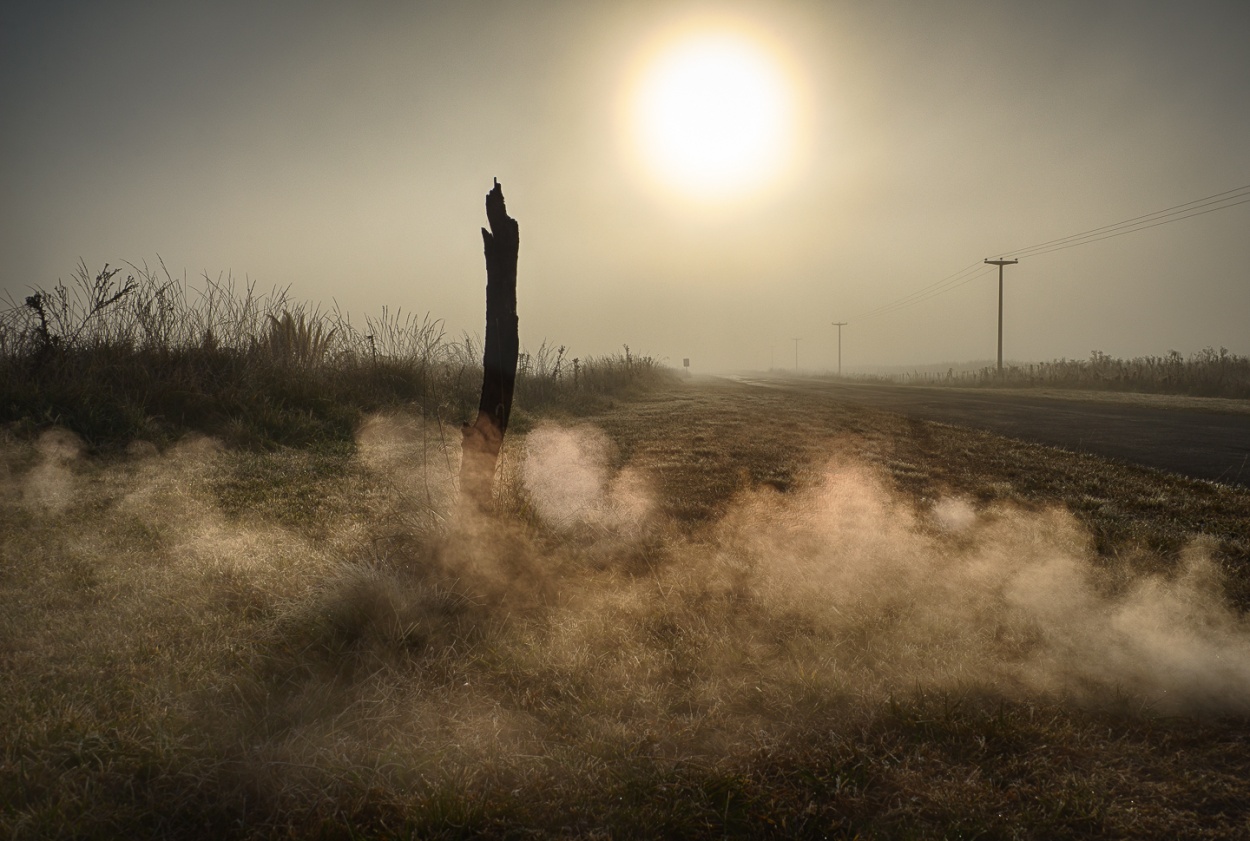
[460,179,520,509]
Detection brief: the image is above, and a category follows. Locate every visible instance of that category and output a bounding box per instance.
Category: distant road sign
[683,358,690,368]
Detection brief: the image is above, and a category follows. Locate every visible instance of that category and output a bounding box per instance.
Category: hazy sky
[3,0,1248,372]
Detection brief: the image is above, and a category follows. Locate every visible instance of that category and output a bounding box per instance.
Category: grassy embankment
[3,265,1250,838]
[869,349,1250,399]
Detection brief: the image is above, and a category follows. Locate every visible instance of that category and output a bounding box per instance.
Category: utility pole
[792,338,801,373]
[831,322,847,376]
[984,258,1017,374]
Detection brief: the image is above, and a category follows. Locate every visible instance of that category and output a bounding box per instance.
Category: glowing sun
[631,31,794,198]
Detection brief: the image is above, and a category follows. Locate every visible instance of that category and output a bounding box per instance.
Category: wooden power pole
[461,179,520,509]
[984,258,1017,374]
[831,321,847,376]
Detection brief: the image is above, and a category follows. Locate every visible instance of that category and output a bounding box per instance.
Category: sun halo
[629,31,795,201]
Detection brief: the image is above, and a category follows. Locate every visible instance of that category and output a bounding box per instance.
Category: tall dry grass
[1,260,674,449]
[882,348,1250,397]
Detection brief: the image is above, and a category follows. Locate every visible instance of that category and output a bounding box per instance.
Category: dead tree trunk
[460,179,520,509]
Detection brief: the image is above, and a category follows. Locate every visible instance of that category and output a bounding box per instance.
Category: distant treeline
[1,261,672,449]
[871,348,1250,399]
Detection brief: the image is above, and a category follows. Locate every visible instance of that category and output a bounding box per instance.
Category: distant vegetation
[1,261,673,449]
[872,348,1250,398]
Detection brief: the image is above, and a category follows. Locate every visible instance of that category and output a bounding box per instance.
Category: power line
[852,261,987,322]
[854,265,995,322]
[1008,193,1250,260]
[851,182,1250,323]
[1002,184,1250,259]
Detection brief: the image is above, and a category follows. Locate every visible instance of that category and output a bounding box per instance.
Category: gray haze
[3,0,1248,372]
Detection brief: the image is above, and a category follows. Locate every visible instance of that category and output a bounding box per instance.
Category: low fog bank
[516,423,1250,714]
[4,416,1249,815]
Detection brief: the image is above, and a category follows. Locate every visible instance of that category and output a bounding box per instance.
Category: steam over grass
[3,263,1248,836]
[4,379,1250,837]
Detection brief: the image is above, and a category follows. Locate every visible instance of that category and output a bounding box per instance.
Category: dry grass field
[4,374,1250,838]
[869,348,1250,399]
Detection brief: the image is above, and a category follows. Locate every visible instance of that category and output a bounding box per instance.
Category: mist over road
[731,376,1250,488]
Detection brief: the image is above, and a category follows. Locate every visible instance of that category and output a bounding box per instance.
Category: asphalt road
[731,376,1250,488]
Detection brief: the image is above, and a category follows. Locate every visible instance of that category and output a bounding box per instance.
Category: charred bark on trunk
[460,179,520,509]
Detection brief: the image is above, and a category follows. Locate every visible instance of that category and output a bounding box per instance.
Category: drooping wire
[852,183,1250,323]
[996,184,1250,260]
[1005,192,1250,260]
[855,258,990,322]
